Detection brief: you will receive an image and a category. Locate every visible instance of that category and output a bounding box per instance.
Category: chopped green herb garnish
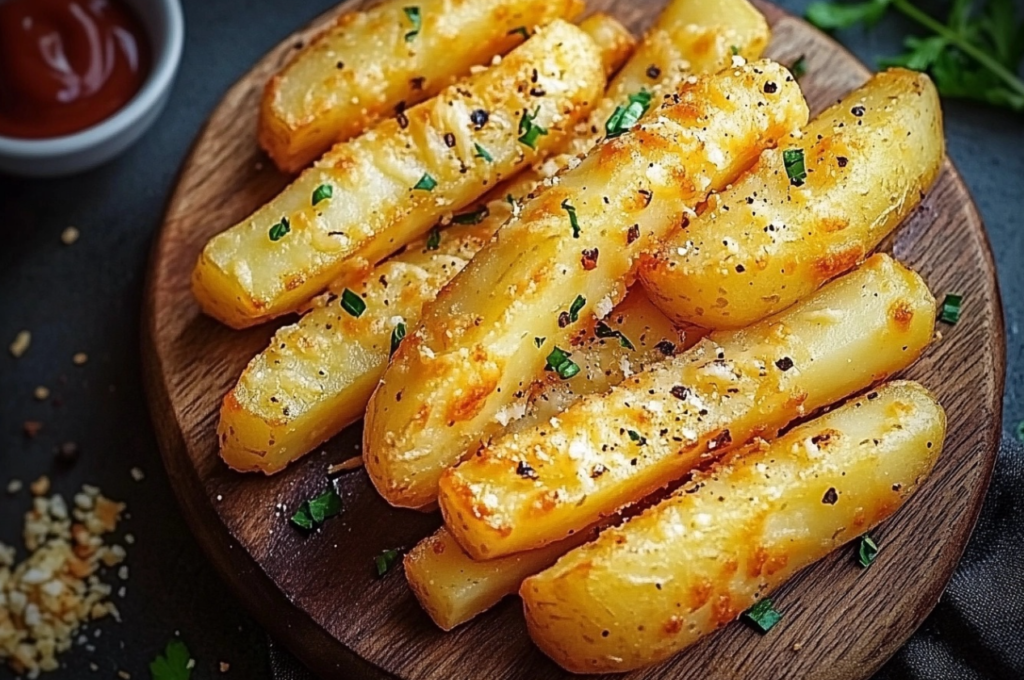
[375,548,402,577]
[783,148,807,186]
[742,598,783,633]
[604,90,653,139]
[340,288,366,317]
[517,106,548,149]
[627,429,647,445]
[426,226,441,250]
[857,534,880,567]
[806,0,1024,113]
[413,172,437,191]
[508,26,530,39]
[390,322,407,357]
[149,639,192,680]
[791,55,808,79]
[534,336,546,348]
[268,217,290,242]
[731,44,740,55]
[312,184,333,206]
[561,199,580,238]
[595,321,635,350]
[939,293,963,324]
[569,295,586,323]
[452,206,489,225]
[473,142,493,162]
[403,6,421,41]
[290,487,342,530]
[545,346,580,380]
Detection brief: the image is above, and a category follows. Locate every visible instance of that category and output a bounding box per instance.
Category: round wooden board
[142,1,1005,678]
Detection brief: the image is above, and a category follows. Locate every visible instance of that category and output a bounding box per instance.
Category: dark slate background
[0,0,1021,678]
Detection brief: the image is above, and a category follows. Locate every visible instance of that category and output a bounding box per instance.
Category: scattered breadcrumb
[0,485,127,677]
[10,331,31,358]
[327,456,364,475]
[60,227,79,245]
[792,642,803,651]
[7,480,23,495]
[129,468,144,483]
[29,477,50,497]
[33,387,50,402]
[117,671,130,679]
[72,353,88,367]
[219,661,231,673]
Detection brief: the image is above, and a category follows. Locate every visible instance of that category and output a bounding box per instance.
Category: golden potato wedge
[218,216,500,474]
[193,19,611,329]
[512,0,770,191]
[439,254,935,559]
[365,60,809,509]
[259,0,584,173]
[506,287,707,435]
[404,524,597,631]
[640,68,944,329]
[522,380,946,673]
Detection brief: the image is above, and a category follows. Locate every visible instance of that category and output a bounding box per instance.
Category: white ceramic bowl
[0,0,184,178]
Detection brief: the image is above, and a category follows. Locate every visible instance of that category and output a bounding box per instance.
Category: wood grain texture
[140,1,1006,678]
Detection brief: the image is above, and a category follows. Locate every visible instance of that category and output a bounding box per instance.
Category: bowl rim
[0,0,185,158]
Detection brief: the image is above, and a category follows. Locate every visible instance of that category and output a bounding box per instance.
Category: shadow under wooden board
[141,0,1006,678]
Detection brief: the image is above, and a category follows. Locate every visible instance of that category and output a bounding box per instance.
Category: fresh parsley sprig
[806,0,1024,112]
[150,639,192,680]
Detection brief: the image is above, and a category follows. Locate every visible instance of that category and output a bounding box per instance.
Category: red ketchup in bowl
[0,0,151,139]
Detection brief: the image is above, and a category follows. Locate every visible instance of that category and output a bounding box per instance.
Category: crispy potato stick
[193,20,612,329]
[365,60,809,509]
[259,0,584,173]
[507,288,707,435]
[640,69,944,329]
[439,254,936,558]
[522,380,946,673]
[404,525,596,631]
[510,0,770,193]
[218,218,498,474]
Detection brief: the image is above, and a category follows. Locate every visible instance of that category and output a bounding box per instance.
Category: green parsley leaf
[426,226,441,250]
[340,288,366,317]
[473,142,493,162]
[605,90,653,139]
[731,44,741,55]
[517,106,548,149]
[534,336,546,348]
[939,293,963,324]
[375,548,402,577]
[545,346,580,380]
[268,217,290,242]
[290,487,342,530]
[783,148,807,186]
[403,6,421,42]
[561,199,580,238]
[312,184,333,206]
[857,534,880,567]
[791,55,808,79]
[149,639,192,680]
[594,321,635,350]
[742,598,783,633]
[508,26,530,39]
[452,206,489,225]
[308,488,342,524]
[569,295,586,323]
[806,0,1024,113]
[390,322,407,358]
[627,429,647,445]
[413,172,437,191]
[806,0,892,30]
